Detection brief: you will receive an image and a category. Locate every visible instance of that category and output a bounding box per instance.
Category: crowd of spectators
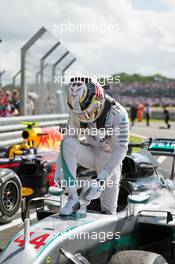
[1,79,175,117]
[107,95,174,107]
[0,88,20,117]
[109,79,175,106]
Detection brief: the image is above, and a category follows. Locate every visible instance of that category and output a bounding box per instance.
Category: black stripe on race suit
[119,130,128,134]
[118,135,128,138]
[96,98,112,129]
[119,123,129,127]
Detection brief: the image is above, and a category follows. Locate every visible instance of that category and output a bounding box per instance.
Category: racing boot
[59,189,79,215]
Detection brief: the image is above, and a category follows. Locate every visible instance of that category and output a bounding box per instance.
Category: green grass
[129,135,144,152]
[129,135,143,143]
[152,107,175,111]
[129,118,164,123]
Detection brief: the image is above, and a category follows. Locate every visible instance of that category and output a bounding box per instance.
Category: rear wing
[128,138,175,179]
[148,138,175,180]
[149,138,175,157]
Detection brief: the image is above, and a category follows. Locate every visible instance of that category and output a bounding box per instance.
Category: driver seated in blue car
[54,77,129,215]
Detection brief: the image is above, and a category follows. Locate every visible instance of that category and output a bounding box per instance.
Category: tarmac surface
[130,119,175,139]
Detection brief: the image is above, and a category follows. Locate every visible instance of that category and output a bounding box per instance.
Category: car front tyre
[109,250,168,264]
[0,169,21,224]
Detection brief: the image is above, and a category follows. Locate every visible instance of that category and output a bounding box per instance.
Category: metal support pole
[20,27,47,115]
[39,42,60,114]
[0,70,5,87]
[36,64,49,114]
[52,51,70,82]
[57,90,65,113]
[13,70,21,87]
[56,58,76,114]
[62,58,76,74]
[36,63,48,92]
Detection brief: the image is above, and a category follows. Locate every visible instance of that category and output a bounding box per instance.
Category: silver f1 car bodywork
[0,138,175,264]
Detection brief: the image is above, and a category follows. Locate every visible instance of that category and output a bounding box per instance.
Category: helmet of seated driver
[67,77,105,123]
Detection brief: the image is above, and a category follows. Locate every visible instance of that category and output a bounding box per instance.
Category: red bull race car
[0,123,63,223]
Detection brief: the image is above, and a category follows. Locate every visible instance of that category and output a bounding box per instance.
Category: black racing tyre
[109,250,168,264]
[0,169,22,224]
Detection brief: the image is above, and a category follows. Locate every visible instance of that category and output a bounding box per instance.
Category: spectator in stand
[130,104,138,127]
[145,104,152,127]
[46,96,56,113]
[5,90,12,101]
[12,89,20,113]
[1,97,19,117]
[0,89,6,116]
[27,94,36,115]
[0,90,19,117]
[0,88,6,104]
[163,106,171,129]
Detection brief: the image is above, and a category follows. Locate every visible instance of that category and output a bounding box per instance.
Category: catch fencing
[20,27,76,116]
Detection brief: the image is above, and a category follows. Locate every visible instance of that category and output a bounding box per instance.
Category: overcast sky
[0,0,175,84]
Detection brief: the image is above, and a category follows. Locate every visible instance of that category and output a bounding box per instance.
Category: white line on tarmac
[157,156,167,163]
[130,133,147,139]
[0,213,36,231]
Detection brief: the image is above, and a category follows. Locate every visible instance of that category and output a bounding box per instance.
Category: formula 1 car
[0,138,175,263]
[0,122,63,158]
[0,123,63,224]
[0,123,90,224]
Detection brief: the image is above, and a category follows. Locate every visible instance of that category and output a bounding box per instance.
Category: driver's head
[67,77,105,123]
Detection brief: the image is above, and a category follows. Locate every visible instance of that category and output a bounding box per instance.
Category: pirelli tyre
[0,169,22,224]
[109,250,168,264]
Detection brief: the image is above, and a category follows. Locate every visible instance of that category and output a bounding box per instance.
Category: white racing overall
[55,97,129,214]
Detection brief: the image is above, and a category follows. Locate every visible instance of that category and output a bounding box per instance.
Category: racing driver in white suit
[54,77,129,215]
